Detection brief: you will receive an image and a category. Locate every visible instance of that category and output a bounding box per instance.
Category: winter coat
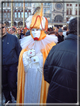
[44,34,77,103]
[2,33,22,65]
[58,35,64,43]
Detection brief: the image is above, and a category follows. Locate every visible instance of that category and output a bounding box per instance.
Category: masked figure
[17,3,58,103]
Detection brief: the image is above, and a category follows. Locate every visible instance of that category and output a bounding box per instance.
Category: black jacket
[2,33,22,65]
[58,35,64,43]
[44,34,77,103]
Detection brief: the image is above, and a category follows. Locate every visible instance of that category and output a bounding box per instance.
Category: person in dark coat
[25,30,30,36]
[54,25,59,33]
[2,26,22,104]
[44,17,77,103]
[58,28,64,43]
[19,29,25,39]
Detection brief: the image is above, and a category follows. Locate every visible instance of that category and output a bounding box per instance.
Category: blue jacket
[2,33,22,65]
[44,34,77,103]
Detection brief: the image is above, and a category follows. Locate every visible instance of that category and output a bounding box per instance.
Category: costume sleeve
[23,51,31,72]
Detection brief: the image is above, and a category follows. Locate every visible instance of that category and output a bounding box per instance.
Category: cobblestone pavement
[0,93,16,106]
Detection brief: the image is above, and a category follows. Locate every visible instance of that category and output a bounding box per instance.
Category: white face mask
[31,29,41,39]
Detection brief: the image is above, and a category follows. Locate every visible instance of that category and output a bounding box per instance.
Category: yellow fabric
[40,42,56,103]
[45,18,48,32]
[17,49,27,103]
[30,3,43,30]
[17,42,56,103]
[30,3,48,32]
[30,15,42,30]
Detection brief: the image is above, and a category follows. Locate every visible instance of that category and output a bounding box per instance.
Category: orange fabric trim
[45,17,48,32]
[26,4,48,32]
[26,15,48,32]
[29,4,43,30]
[40,42,56,103]
[17,49,27,103]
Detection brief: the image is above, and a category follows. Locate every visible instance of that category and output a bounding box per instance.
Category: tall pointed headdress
[26,3,48,32]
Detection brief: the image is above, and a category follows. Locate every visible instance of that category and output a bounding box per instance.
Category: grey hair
[12,27,16,32]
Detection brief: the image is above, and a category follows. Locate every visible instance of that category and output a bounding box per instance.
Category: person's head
[26,3,48,41]
[2,26,6,36]
[17,29,21,35]
[31,29,41,40]
[48,31,55,35]
[21,29,25,35]
[67,17,74,24]
[55,25,59,32]
[20,27,23,31]
[63,26,67,31]
[55,32,58,37]
[58,28,63,36]
[10,27,16,34]
[69,17,77,35]
[49,27,53,31]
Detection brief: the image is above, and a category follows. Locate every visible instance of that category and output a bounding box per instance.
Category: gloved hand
[27,49,36,58]
[31,55,39,63]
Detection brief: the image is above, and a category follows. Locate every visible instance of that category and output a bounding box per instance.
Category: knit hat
[58,28,63,32]
[67,17,74,24]
[69,17,77,35]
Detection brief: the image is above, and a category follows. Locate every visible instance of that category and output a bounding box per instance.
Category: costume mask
[31,29,41,40]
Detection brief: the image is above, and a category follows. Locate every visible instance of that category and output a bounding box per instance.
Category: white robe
[23,50,43,103]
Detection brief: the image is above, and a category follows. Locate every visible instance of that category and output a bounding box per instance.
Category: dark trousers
[2,63,17,102]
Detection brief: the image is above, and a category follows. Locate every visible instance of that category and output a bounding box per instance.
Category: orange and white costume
[17,4,58,104]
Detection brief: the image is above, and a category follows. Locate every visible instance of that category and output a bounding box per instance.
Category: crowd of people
[2,23,69,44]
[4,26,28,39]
[1,3,78,105]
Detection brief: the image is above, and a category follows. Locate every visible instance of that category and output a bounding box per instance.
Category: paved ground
[0,93,16,106]
[0,94,5,106]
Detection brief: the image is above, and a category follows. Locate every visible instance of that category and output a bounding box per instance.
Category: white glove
[31,55,39,63]
[27,49,36,57]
